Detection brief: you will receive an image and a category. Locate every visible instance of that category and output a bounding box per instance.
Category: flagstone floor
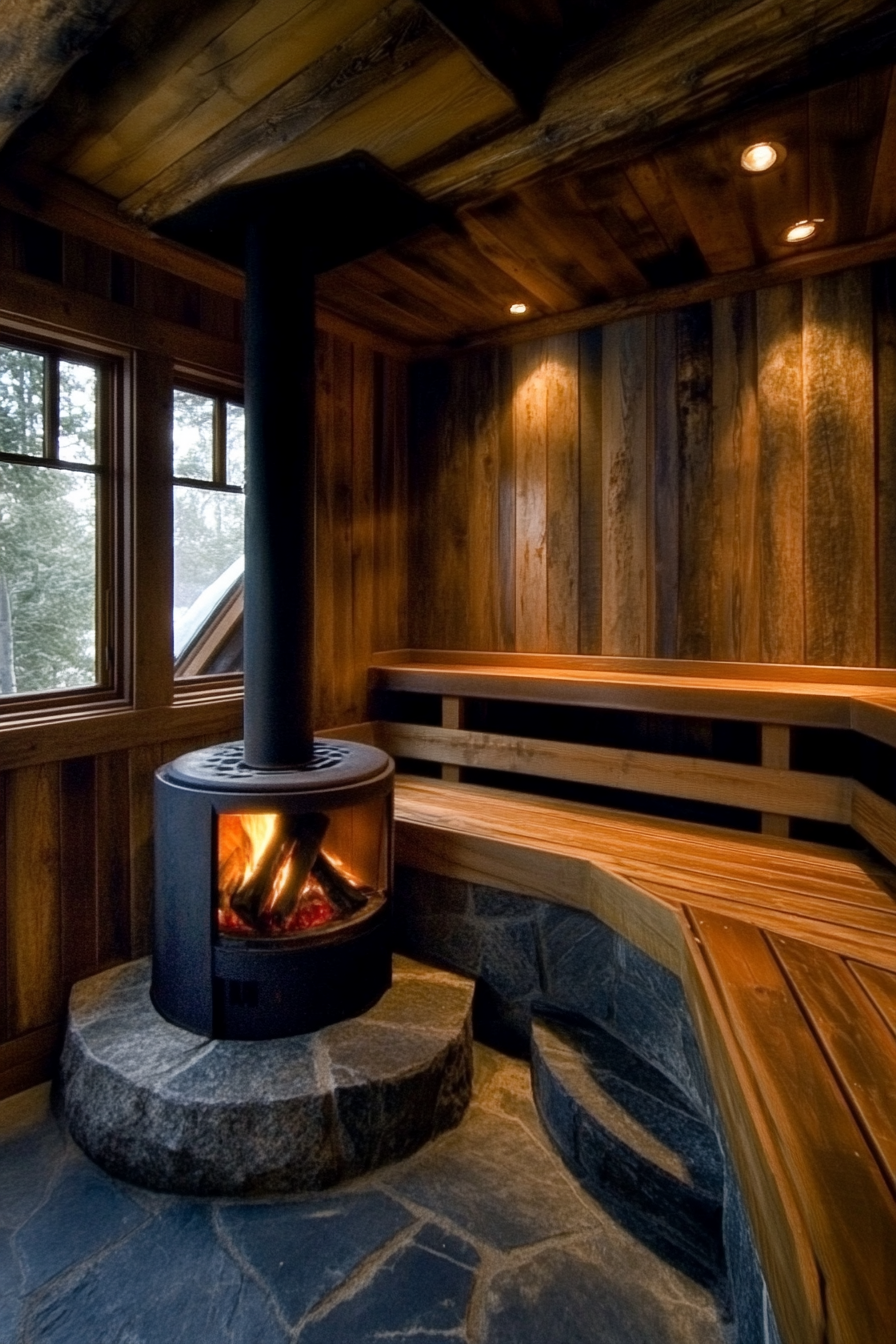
[0,1044,731,1344]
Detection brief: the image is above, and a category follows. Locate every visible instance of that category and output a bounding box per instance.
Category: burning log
[229,812,329,929]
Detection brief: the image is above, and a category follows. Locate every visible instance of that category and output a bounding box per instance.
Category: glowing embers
[218,811,374,938]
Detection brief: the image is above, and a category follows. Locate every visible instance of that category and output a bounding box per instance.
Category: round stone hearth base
[58,956,473,1197]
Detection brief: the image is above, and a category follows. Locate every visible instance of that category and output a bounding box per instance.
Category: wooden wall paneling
[578,327,602,653]
[497,345,516,652]
[407,358,445,651]
[375,355,408,655]
[351,342,376,724]
[545,332,580,653]
[7,765,62,1034]
[465,348,507,651]
[711,291,760,662]
[129,742,163,959]
[131,349,174,711]
[331,335,356,725]
[803,269,876,666]
[658,140,755,274]
[676,303,714,659]
[513,339,549,650]
[59,757,98,986]
[315,329,336,727]
[602,317,649,656]
[757,282,805,664]
[653,310,679,658]
[95,750,131,967]
[874,261,896,667]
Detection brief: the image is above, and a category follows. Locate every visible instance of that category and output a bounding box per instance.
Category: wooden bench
[357,653,896,1344]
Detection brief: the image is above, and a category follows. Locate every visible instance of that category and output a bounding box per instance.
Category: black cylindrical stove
[152,158,443,1040]
[152,738,393,1039]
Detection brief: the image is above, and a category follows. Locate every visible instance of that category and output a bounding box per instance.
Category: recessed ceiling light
[784,219,822,243]
[740,141,778,173]
[509,303,528,315]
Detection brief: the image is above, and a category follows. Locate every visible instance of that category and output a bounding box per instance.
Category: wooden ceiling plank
[344,257,471,336]
[517,177,650,298]
[460,204,585,310]
[623,156,693,257]
[409,0,896,207]
[113,2,449,221]
[395,228,547,318]
[723,98,812,267]
[867,67,896,237]
[808,68,893,250]
[316,270,448,342]
[415,223,896,354]
[67,0,392,192]
[227,45,513,188]
[358,250,494,330]
[0,0,141,152]
[656,136,756,274]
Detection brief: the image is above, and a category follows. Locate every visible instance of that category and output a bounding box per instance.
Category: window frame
[170,369,245,689]
[0,323,124,718]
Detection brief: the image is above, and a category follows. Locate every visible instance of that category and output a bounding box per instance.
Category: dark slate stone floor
[0,1045,732,1344]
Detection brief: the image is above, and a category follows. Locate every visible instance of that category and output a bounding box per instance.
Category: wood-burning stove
[151,157,444,1040]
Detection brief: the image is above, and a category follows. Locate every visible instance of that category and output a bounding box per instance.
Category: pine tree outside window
[0,338,112,700]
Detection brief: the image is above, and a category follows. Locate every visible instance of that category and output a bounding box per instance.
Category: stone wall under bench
[394,866,784,1344]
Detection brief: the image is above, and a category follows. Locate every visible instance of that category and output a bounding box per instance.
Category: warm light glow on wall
[509,303,528,315]
[784,219,822,243]
[740,142,778,173]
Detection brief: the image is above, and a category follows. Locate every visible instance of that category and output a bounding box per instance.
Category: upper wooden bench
[369,651,896,867]
[393,775,896,1344]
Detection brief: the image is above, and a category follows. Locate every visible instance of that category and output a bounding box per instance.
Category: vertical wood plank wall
[409,262,894,667]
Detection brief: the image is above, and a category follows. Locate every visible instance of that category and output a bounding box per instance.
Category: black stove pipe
[242,215,316,768]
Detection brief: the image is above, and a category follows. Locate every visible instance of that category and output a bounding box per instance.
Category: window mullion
[213,396,227,485]
[45,354,59,460]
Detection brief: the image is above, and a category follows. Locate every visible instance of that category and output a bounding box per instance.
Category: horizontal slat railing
[375,721,853,823]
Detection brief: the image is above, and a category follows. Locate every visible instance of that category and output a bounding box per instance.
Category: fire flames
[218,811,370,937]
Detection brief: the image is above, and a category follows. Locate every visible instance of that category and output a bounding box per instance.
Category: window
[172,386,244,676]
[0,338,112,699]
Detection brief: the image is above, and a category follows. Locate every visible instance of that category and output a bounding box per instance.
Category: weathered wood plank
[59,757,97,986]
[128,742,163,960]
[351,342,376,724]
[95,750,131,967]
[331,335,356,725]
[803,269,876,666]
[867,67,896,237]
[7,765,62,1034]
[601,317,648,656]
[132,349,174,710]
[464,349,504,651]
[513,339,549,651]
[545,333,579,654]
[0,0,137,150]
[315,330,336,727]
[874,260,896,667]
[675,303,713,659]
[757,282,805,665]
[578,327,602,654]
[711,291,759,662]
[653,310,679,659]
[412,0,896,206]
[496,345,515,652]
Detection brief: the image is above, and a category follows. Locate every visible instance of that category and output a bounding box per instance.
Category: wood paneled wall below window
[409,261,896,667]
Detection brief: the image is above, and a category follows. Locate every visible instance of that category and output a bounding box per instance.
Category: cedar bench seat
[392,774,896,1344]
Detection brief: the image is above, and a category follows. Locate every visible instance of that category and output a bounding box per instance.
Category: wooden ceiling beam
[0,0,141,151]
[120,0,448,225]
[408,0,896,208]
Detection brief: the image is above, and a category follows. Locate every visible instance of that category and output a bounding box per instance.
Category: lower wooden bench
[393,775,896,1344]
